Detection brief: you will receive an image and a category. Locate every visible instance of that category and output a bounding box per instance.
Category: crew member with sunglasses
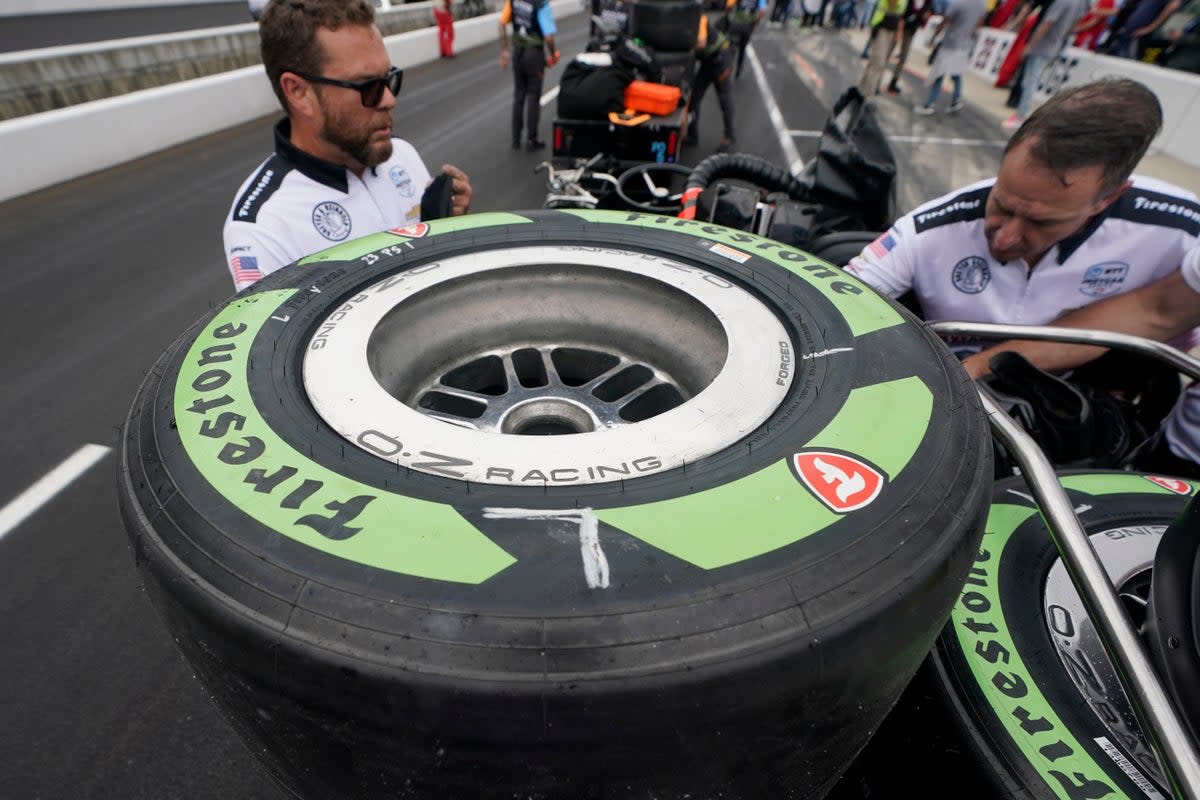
[222,0,473,291]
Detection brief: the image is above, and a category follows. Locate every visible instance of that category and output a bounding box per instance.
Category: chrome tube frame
[930,321,1200,800]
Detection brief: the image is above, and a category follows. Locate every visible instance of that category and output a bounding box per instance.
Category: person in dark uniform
[591,0,632,39]
[686,0,738,151]
[728,0,768,76]
[498,0,560,151]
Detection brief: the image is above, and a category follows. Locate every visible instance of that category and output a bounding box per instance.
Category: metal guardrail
[930,321,1200,799]
[0,0,497,121]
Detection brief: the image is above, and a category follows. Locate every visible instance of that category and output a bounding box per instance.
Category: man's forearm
[961,270,1200,378]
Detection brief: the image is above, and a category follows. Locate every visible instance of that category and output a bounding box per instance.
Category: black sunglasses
[293,66,403,107]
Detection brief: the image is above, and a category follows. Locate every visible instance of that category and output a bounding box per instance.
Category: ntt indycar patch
[1078,261,1129,297]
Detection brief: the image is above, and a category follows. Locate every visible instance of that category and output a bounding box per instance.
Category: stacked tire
[933,470,1197,799]
[119,210,992,799]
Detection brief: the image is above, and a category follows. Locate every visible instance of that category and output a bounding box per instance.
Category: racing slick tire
[932,470,1197,800]
[118,209,992,800]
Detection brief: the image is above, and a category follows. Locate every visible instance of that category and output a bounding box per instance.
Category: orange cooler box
[623,81,682,116]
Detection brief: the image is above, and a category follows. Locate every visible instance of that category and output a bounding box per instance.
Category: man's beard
[319,101,393,169]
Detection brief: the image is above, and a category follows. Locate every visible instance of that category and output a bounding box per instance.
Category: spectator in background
[799,0,826,24]
[833,0,855,23]
[833,0,858,24]
[1110,0,1181,57]
[988,0,1024,28]
[434,0,455,58]
[1162,12,1200,70]
[860,0,880,27]
[1071,0,1118,48]
[1003,0,1088,129]
[885,0,933,94]
[858,0,907,94]
[770,0,794,25]
[914,0,988,112]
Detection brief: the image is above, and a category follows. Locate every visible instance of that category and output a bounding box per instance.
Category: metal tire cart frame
[929,321,1200,800]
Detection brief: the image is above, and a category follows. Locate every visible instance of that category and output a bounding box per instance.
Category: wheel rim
[1042,525,1166,788]
[302,245,793,486]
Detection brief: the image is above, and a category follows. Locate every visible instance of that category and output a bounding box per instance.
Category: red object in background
[995,9,1040,87]
[624,81,683,116]
[435,0,455,58]
[1073,0,1115,49]
[988,0,1023,29]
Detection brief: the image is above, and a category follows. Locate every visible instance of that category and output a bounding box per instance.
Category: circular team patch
[313,202,352,241]
[388,166,416,197]
[952,256,990,294]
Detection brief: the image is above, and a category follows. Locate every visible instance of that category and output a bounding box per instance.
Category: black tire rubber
[119,209,991,800]
[630,0,702,51]
[932,470,1197,800]
[1145,493,1200,744]
[806,230,882,268]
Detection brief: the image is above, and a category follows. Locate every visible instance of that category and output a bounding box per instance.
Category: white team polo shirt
[222,119,432,291]
[846,175,1200,355]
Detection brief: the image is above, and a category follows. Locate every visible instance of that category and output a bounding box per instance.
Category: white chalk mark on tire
[482,507,611,588]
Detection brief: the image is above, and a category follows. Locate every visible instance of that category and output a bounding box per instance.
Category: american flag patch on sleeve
[867,232,897,259]
[231,255,263,286]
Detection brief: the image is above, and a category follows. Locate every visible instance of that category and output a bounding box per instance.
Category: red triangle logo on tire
[791,451,885,513]
[387,223,430,238]
[1145,475,1193,495]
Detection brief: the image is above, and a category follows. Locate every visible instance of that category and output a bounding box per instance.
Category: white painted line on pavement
[787,129,1005,147]
[0,444,111,541]
[541,85,560,107]
[748,44,805,177]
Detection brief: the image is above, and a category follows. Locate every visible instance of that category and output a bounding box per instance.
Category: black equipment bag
[557,58,633,119]
[613,37,662,81]
[808,86,897,232]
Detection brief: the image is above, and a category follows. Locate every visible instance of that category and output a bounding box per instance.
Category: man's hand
[440,164,473,216]
[499,48,510,68]
[961,352,993,380]
[546,49,562,67]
